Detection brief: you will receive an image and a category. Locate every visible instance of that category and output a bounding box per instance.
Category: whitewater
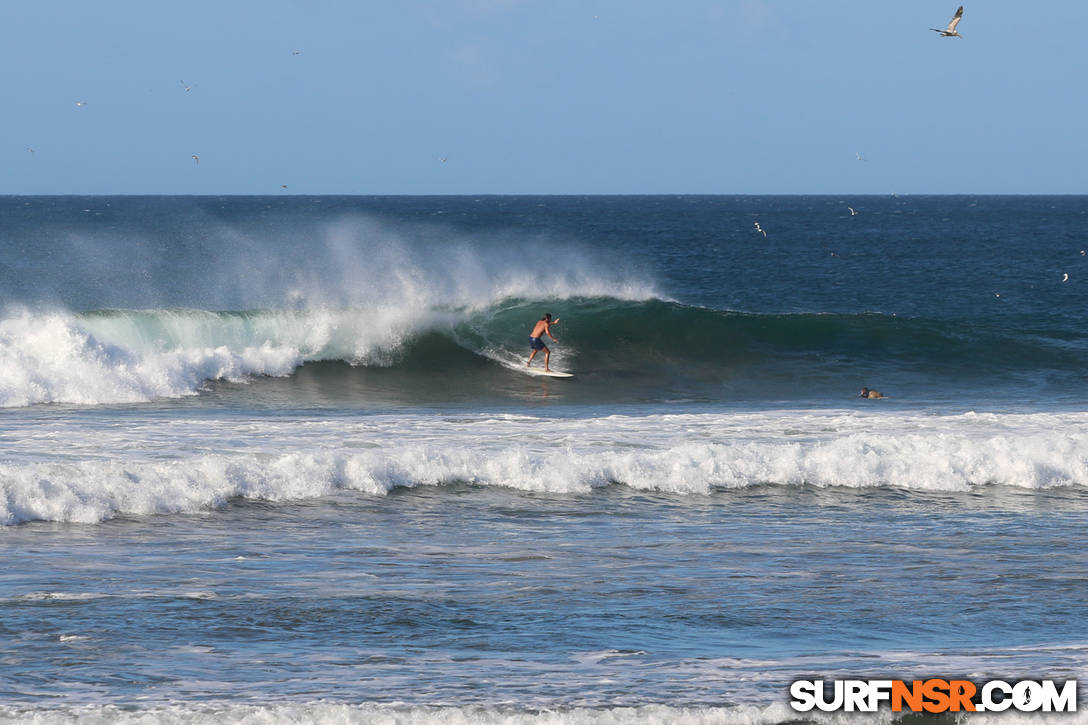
[4,409,1088,525]
[3,195,1088,722]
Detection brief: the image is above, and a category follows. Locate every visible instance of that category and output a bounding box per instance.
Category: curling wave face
[3,295,1086,408]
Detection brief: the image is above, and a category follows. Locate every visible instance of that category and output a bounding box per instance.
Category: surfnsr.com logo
[790,679,1077,713]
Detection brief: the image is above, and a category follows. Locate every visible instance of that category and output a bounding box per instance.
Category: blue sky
[2,1,1085,194]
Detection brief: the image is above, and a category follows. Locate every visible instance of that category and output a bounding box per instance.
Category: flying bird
[192,154,200,165]
[1063,273,1069,282]
[932,6,964,38]
[754,221,766,237]
[180,80,194,92]
[856,152,865,162]
[848,207,858,216]
[73,100,87,108]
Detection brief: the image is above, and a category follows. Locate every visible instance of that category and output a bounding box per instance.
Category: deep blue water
[1,196,1087,723]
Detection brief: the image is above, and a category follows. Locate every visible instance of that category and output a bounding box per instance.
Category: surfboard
[524,368,573,378]
[488,350,573,378]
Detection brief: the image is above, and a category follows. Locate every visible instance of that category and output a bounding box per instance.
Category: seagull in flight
[1063,273,1069,282]
[848,207,858,216]
[754,221,766,237]
[192,154,200,165]
[180,80,195,92]
[73,100,88,108]
[932,6,964,38]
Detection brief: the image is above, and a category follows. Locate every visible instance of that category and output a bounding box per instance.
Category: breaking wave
[4,410,1088,524]
[2,297,1085,408]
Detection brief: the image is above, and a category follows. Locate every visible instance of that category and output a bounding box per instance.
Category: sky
[2,1,1086,195]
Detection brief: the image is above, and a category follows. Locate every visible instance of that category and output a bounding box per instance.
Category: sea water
[2,195,1088,723]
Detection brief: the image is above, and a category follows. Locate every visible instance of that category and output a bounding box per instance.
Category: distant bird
[1063,273,1069,282]
[931,6,964,38]
[754,221,766,237]
[1081,250,1086,256]
[191,154,200,165]
[291,49,303,55]
[280,184,288,189]
[73,100,87,108]
[848,207,858,216]
[440,156,448,163]
[180,80,194,92]
[26,147,35,156]
[856,152,865,162]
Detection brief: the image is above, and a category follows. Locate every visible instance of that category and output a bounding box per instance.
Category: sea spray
[0,206,658,311]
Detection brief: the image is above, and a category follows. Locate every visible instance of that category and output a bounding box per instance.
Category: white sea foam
[6,700,1088,725]
[0,701,903,725]
[3,411,1087,524]
[0,310,308,407]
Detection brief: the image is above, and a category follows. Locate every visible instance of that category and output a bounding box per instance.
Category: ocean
[1,195,1087,723]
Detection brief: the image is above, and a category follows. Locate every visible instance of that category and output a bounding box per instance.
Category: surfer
[527,313,560,372]
[858,387,886,399]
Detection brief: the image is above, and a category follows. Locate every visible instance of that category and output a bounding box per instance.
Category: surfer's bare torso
[527,314,559,371]
[530,319,554,340]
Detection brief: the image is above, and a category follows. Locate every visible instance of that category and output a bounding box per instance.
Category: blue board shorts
[529,336,546,350]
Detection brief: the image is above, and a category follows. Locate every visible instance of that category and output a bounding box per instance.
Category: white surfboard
[524,367,573,378]
[487,349,573,378]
